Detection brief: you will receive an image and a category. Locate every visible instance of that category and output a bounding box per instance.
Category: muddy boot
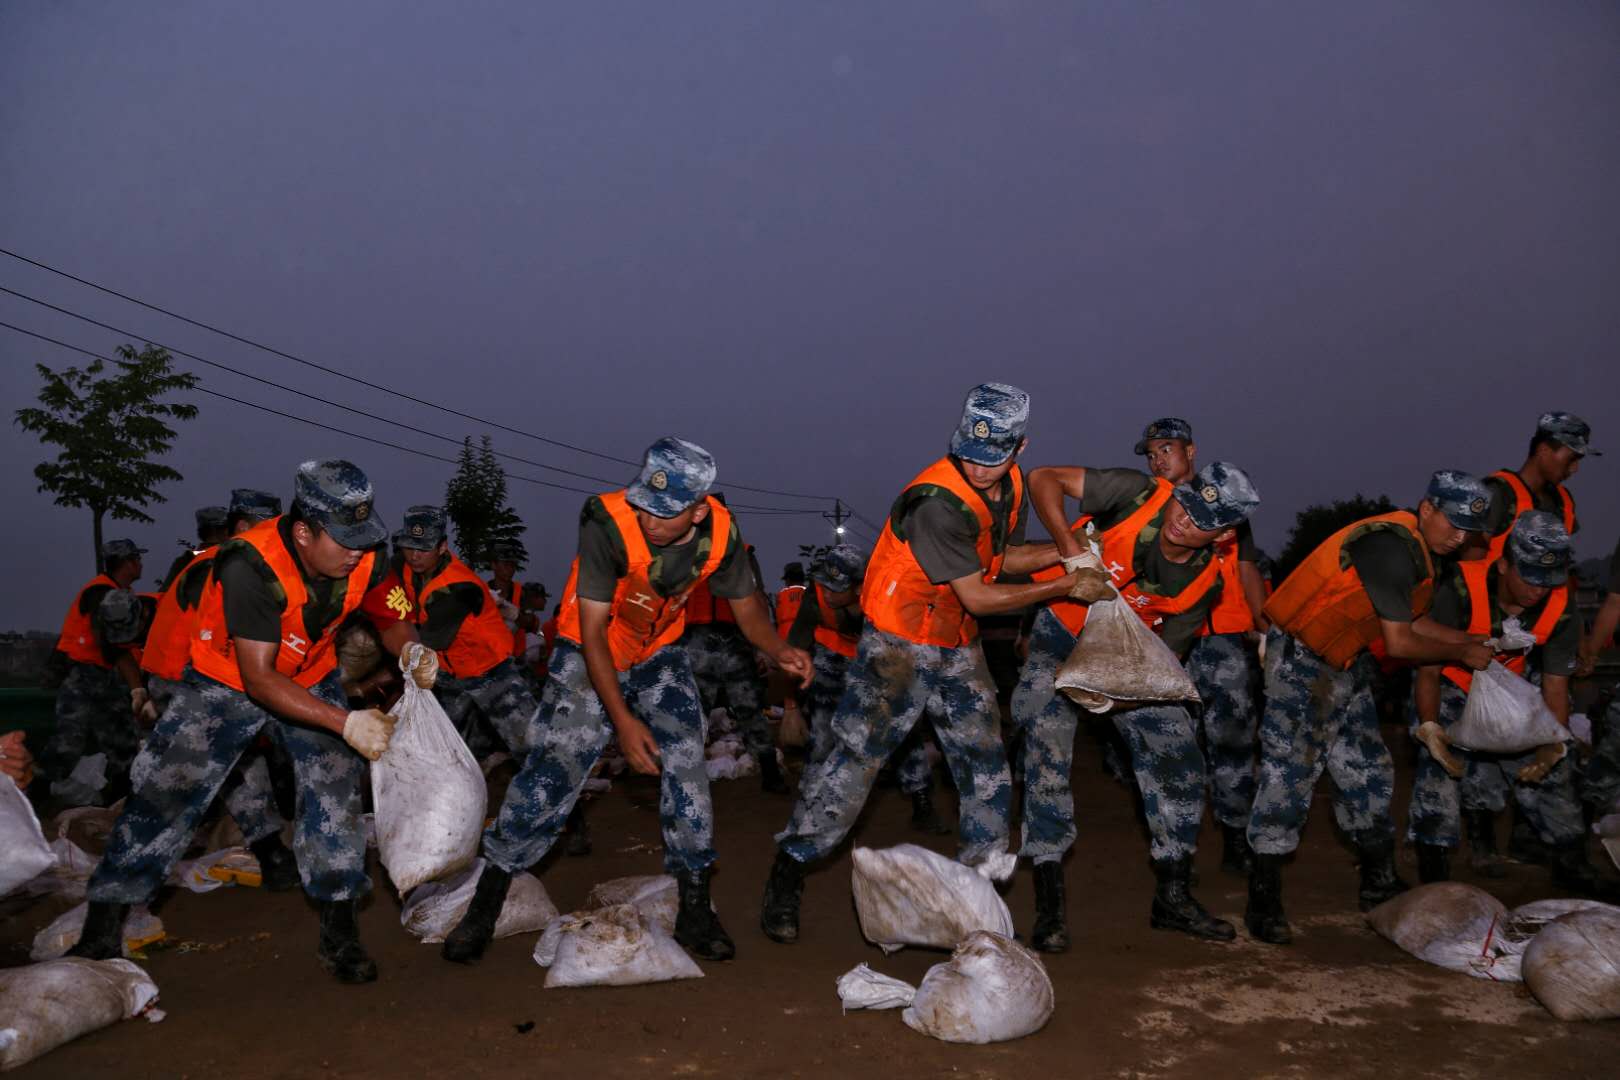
[250,832,301,892]
[316,899,378,984]
[66,901,129,960]
[564,802,592,857]
[760,849,806,944]
[674,867,735,961]
[1149,857,1235,941]
[441,864,512,965]
[758,750,790,795]
[1549,841,1620,900]
[910,787,951,835]
[1416,843,1451,884]
[1220,824,1253,875]
[1245,853,1292,945]
[1030,861,1070,953]
[1356,834,1410,911]
[1464,809,1506,877]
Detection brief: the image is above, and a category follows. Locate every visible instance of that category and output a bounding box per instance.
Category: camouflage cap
[96,588,145,645]
[624,436,717,518]
[812,544,867,593]
[1537,411,1599,457]
[194,506,229,533]
[293,459,387,549]
[1133,417,1194,456]
[1504,510,1572,588]
[229,488,283,522]
[101,538,147,561]
[396,505,448,550]
[1171,461,1259,532]
[950,383,1029,466]
[1423,470,1491,532]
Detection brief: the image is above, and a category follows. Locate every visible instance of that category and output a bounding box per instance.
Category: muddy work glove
[1067,567,1117,604]
[400,641,439,689]
[130,686,159,725]
[343,708,397,761]
[1516,741,1568,784]
[1413,721,1465,779]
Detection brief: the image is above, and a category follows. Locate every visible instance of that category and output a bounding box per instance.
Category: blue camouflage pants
[1579,695,1620,814]
[776,625,1011,866]
[1247,628,1395,856]
[1013,607,1209,862]
[1184,632,1260,828]
[483,640,713,875]
[145,673,285,845]
[434,658,540,757]
[682,623,772,760]
[41,662,139,794]
[805,643,934,796]
[87,669,369,904]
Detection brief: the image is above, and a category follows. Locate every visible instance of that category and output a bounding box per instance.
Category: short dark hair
[1529,432,1562,457]
[104,553,136,575]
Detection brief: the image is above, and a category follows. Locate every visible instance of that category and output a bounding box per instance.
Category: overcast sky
[2,1,1615,630]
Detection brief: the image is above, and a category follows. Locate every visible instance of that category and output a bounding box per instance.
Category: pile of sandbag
[400,859,558,944]
[30,904,166,962]
[532,875,705,988]
[704,732,763,781]
[850,845,1014,953]
[0,958,161,1070]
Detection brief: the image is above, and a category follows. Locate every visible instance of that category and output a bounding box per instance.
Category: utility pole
[823,498,847,541]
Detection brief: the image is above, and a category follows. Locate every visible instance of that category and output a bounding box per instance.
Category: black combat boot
[316,899,378,984]
[1549,841,1620,901]
[1220,824,1253,875]
[1416,843,1451,884]
[1030,861,1070,953]
[760,849,806,943]
[440,863,512,965]
[1463,809,1505,877]
[66,901,129,960]
[564,802,592,857]
[674,867,735,961]
[1508,809,1550,865]
[758,750,790,795]
[1149,857,1235,941]
[1244,853,1292,945]
[1356,833,1410,911]
[249,832,301,892]
[910,787,951,835]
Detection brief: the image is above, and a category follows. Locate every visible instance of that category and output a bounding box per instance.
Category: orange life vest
[684,579,736,626]
[1202,532,1257,635]
[555,491,734,670]
[1032,478,1223,638]
[141,549,215,680]
[775,584,805,639]
[863,457,1024,648]
[811,582,860,658]
[405,554,513,680]
[56,574,121,667]
[189,517,378,692]
[1264,511,1434,671]
[1440,559,1568,691]
[504,580,530,659]
[1482,470,1576,564]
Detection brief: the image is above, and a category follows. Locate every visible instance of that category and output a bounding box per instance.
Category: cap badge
[354,503,371,522]
[1201,485,1219,503]
[410,523,425,537]
[1147,425,1161,438]
[1470,498,1487,515]
[649,470,669,491]
[1540,552,1559,566]
[973,420,991,439]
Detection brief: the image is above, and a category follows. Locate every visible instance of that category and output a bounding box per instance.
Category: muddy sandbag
[16,839,98,902]
[401,859,558,943]
[1053,597,1199,713]
[536,903,703,988]
[1490,899,1620,982]
[836,964,918,1010]
[584,875,682,934]
[851,845,1014,954]
[902,932,1054,1043]
[1366,882,1507,977]
[1523,907,1620,1020]
[1446,662,1569,754]
[0,779,55,899]
[30,904,166,963]
[0,958,160,1070]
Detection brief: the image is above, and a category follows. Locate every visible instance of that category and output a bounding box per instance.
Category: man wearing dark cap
[72,461,431,984]
[1133,418,1269,875]
[761,384,1091,945]
[41,539,149,802]
[1244,471,1497,945]
[1016,457,1262,948]
[442,437,813,966]
[1406,513,1615,896]
[486,541,546,678]
[159,506,229,592]
[1474,411,1594,563]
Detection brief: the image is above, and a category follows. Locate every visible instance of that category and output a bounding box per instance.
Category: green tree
[444,435,527,571]
[14,344,198,573]
[1273,493,1397,582]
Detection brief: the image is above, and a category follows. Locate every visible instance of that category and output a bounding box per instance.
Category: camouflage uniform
[682,622,772,760]
[1014,607,1209,862]
[803,643,933,795]
[483,639,714,875]
[87,669,369,903]
[776,625,1011,866]
[1582,697,1620,813]
[1458,734,1585,848]
[1183,631,1260,828]
[433,657,540,756]
[41,662,139,791]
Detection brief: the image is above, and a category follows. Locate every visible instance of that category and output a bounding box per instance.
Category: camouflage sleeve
[707,520,758,599]
[175,557,213,611]
[1078,469,1156,531]
[1536,607,1580,678]
[1344,530,1423,623]
[216,546,285,643]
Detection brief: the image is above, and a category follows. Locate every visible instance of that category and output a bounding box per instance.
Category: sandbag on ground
[1366,882,1507,978]
[851,845,1014,953]
[1523,907,1620,1021]
[536,903,703,988]
[902,932,1054,1044]
[30,904,166,963]
[401,859,558,943]
[0,958,160,1071]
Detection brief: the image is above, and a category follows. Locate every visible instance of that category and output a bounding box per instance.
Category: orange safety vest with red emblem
[141,549,215,680]
[863,457,1024,648]
[555,491,734,670]
[684,579,737,626]
[1202,533,1257,636]
[189,517,378,691]
[402,554,513,680]
[1440,559,1567,691]
[775,585,805,640]
[1032,478,1223,638]
[1482,470,1576,564]
[1264,511,1434,671]
[55,574,121,667]
[811,582,859,658]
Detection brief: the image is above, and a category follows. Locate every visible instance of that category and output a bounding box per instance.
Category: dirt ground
[5,728,1620,1079]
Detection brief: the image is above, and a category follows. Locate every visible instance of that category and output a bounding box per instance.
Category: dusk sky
[2,1,1615,630]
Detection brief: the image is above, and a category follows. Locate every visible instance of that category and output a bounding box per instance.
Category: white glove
[343,708,396,761]
[1517,741,1568,784]
[401,641,439,689]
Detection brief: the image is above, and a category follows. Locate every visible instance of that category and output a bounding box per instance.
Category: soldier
[1244,471,1496,945]
[1132,418,1269,874]
[775,561,809,751]
[158,506,229,592]
[41,539,149,803]
[1475,412,1590,561]
[1016,458,1261,949]
[70,461,434,984]
[440,438,813,965]
[486,541,546,674]
[761,384,1089,945]
[1407,513,1615,895]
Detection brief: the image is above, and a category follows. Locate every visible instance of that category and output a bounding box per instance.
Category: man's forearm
[731,593,788,657]
[1000,541,1062,576]
[1414,667,1441,725]
[241,670,349,734]
[954,575,1071,618]
[1383,621,1482,665]
[1543,676,1571,726]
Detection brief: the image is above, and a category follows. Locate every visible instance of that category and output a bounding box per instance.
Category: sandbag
[1447,662,1570,754]
[371,676,486,894]
[0,958,160,1071]
[18,839,99,902]
[902,932,1054,1043]
[1366,882,1507,978]
[0,780,56,898]
[1053,597,1199,713]
[1490,899,1620,982]
[850,845,1014,954]
[583,874,704,935]
[836,964,917,1010]
[401,859,559,943]
[536,903,703,988]
[170,847,262,893]
[30,904,166,962]
[1522,907,1620,1020]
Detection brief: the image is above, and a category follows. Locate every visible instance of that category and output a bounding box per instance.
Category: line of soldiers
[28,386,1619,988]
